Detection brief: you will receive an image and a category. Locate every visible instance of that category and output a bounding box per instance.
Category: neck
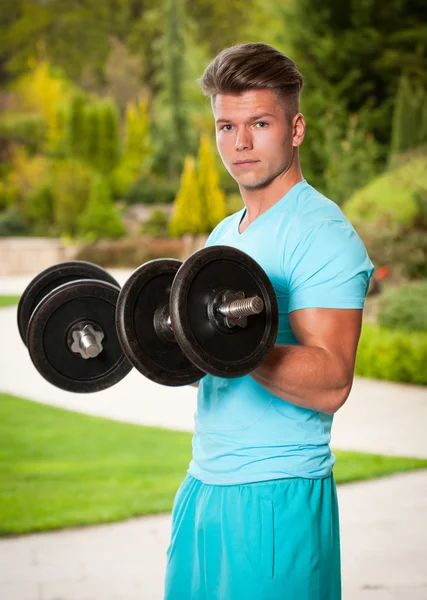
[239,158,304,228]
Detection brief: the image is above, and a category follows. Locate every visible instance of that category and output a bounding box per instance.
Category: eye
[255,121,269,128]
[220,124,233,131]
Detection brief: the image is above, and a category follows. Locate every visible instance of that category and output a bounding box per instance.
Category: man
[164,42,374,600]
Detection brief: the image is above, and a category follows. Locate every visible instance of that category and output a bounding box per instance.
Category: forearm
[251,344,353,414]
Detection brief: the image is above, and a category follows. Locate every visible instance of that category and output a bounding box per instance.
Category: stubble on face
[213,90,295,192]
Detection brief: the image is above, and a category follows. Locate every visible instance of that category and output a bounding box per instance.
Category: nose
[235,127,252,151]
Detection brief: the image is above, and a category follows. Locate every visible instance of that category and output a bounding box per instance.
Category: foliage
[343,155,427,228]
[113,98,152,196]
[197,133,227,230]
[2,147,49,212]
[356,220,427,280]
[51,160,93,236]
[322,113,381,205]
[276,0,427,189]
[102,37,145,117]
[23,182,55,235]
[124,176,178,205]
[390,76,427,160]
[75,237,184,267]
[169,156,204,236]
[355,323,427,385]
[0,113,46,153]
[0,207,29,237]
[378,283,427,333]
[76,174,125,241]
[13,55,70,149]
[139,209,169,237]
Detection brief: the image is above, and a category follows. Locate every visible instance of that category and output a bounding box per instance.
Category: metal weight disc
[18,261,120,346]
[116,259,204,386]
[170,245,279,378]
[27,279,132,393]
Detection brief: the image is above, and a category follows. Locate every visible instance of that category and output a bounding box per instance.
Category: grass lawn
[0,295,20,308]
[1,392,427,536]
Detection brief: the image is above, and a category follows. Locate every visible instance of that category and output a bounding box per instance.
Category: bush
[52,159,93,236]
[354,220,427,280]
[378,282,427,333]
[75,237,184,268]
[76,175,125,241]
[355,323,427,385]
[139,209,169,237]
[0,207,30,237]
[0,113,46,152]
[124,177,178,205]
[343,155,427,228]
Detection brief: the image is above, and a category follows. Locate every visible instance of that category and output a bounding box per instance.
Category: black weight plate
[170,245,279,378]
[18,261,120,346]
[116,259,204,386]
[27,279,132,393]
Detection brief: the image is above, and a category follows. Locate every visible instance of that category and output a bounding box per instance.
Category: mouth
[233,160,260,167]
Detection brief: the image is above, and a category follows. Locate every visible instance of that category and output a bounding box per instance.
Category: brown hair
[198,43,303,117]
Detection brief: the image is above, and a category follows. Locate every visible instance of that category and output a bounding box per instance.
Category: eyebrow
[215,112,276,124]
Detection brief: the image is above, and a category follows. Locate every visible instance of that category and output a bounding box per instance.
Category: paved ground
[1,271,427,599]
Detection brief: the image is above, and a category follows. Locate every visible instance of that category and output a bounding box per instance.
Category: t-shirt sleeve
[284,219,375,313]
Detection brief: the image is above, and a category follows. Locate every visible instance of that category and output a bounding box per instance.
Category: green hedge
[378,282,427,332]
[356,323,427,385]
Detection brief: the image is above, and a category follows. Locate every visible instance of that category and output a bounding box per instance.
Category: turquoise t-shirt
[188,180,375,485]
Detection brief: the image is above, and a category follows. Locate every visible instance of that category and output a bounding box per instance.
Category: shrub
[76,175,125,241]
[354,220,427,280]
[75,237,184,267]
[356,323,427,385]
[0,207,30,237]
[0,113,46,152]
[343,155,427,228]
[378,282,427,333]
[139,209,169,237]
[124,177,178,205]
[52,159,93,236]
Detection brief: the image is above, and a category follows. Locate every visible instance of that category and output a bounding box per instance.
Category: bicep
[289,308,363,379]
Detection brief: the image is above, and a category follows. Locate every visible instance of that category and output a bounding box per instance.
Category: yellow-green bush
[343,154,427,227]
[355,323,427,385]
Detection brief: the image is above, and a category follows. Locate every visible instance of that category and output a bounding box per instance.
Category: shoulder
[290,183,352,236]
[205,211,241,246]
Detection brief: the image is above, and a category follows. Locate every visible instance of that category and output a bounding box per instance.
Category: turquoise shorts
[164,473,341,600]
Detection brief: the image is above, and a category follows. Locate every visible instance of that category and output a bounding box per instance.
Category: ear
[292,113,306,147]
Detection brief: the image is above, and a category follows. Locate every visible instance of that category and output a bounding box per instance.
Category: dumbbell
[116,245,279,386]
[17,261,132,393]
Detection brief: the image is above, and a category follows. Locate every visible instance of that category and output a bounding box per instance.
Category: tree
[390,75,427,161]
[169,156,204,236]
[274,0,427,188]
[77,173,125,241]
[197,134,226,230]
[113,98,152,196]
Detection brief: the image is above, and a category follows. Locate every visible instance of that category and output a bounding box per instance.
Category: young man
[164,42,374,600]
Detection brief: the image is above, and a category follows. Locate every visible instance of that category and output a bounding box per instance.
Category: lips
[234,160,259,165]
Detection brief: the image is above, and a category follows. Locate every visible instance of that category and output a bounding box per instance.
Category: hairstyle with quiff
[198,43,303,119]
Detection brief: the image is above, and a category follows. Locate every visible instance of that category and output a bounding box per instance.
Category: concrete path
[1,271,427,599]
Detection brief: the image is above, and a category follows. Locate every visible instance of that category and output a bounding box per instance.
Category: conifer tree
[97,100,120,175]
[169,156,204,236]
[77,173,125,240]
[197,134,226,230]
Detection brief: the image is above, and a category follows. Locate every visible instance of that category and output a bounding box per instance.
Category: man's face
[213,89,304,190]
